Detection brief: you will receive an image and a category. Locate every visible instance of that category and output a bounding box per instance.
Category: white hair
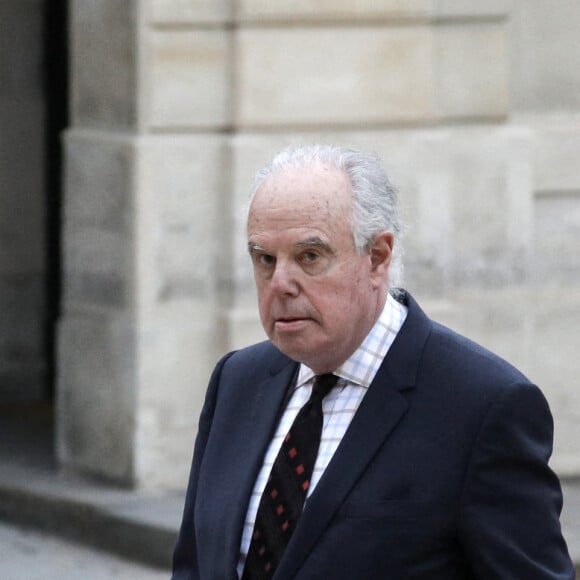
[250,144,405,291]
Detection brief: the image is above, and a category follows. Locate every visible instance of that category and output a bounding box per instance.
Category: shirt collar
[296,293,408,389]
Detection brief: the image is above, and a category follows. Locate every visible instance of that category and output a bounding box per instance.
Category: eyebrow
[247,242,266,254]
[294,236,334,254]
[247,237,334,255]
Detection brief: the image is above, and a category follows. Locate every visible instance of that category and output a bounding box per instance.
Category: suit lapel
[220,355,299,577]
[274,292,432,580]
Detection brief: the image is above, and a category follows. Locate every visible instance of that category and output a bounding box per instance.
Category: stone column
[58,0,232,489]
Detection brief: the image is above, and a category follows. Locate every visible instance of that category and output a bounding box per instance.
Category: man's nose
[270,260,299,296]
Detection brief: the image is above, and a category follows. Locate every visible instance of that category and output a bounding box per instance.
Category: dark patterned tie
[242,373,339,580]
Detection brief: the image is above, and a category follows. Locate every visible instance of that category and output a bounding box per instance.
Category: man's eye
[258,254,275,266]
[301,251,318,263]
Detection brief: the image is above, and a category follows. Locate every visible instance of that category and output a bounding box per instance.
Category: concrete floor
[0,520,169,580]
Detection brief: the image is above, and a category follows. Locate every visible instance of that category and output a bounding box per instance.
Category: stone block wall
[58,0,580,488]
[58,0,231,488]
[235,15,508,127]
[226,3,580,478]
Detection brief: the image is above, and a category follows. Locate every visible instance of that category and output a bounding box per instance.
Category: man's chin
[271,336,312,362]
[272,338,337,372]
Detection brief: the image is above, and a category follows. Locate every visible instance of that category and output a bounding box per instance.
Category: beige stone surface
[70,0,138,128]
[236,21,508,127]
[62,131,134,310]
[238,0,508,20]
[59,132,231,489]
[236,26,433,127]
[512,0,580,113]
[135,135,228,309]
[407,127,532,291]
[434,21,509,120]
[134,134,229,489]
[238,0,430,20]
[59,130,136,482]
[534,193,580,286]
[527,119,580,286]
[434,0,508,18]
[146,30,230,128]
[531,119,580,194]
[148,0,231,24]
[134,303,221,489]
[57,311,136,483]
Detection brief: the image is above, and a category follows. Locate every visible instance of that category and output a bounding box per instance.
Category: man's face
[247,164,391,374]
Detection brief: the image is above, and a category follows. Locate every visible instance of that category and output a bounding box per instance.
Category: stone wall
[58,0,230,488]
[58,0,580,489]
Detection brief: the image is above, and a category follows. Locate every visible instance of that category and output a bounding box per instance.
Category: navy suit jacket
[172,292,574,579]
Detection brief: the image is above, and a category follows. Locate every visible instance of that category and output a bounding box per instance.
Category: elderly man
[172,145,574,579]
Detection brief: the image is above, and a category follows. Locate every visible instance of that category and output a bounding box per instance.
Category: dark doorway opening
[0,0,69,469]
[43,0,68,402]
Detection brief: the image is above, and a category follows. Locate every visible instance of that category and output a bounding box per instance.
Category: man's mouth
[274,317,310,331]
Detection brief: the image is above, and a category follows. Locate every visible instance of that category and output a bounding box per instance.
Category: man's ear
[369,231,394,286]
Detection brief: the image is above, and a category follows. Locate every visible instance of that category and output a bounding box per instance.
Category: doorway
[0,0,68,468]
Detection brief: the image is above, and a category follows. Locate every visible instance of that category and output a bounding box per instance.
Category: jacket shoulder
[427,320,530,385]
[219,340,293,381]
[399,291,531,396]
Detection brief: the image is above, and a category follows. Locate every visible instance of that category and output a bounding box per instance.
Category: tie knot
[312,373,339,400]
